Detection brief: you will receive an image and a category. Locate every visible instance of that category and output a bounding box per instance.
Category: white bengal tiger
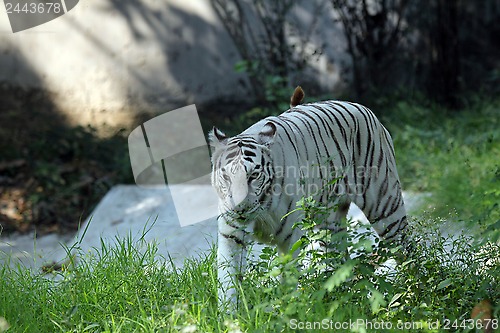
[209,87,407,307]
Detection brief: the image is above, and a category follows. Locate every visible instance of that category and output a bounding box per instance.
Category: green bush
[237,198,499,332]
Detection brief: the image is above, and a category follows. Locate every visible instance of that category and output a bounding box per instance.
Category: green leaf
[436,278,453,290]
[389,293,403,307]
[401,259,416,268]
[368,287,387,314]
[290,238,304,253]
[233,60,249,73]
[324,261,355,291]
[270,268,281,278]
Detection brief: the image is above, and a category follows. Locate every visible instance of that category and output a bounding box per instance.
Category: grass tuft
[0,213,498,332]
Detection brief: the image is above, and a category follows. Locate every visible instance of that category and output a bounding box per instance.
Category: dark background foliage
[212,0,500,107]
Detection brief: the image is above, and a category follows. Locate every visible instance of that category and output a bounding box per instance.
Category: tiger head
[209,122,277,218]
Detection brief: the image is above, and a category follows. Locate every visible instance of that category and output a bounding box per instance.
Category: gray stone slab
[0,185,420,271]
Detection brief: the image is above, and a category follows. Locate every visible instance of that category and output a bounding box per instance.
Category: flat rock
[0,185,420,271]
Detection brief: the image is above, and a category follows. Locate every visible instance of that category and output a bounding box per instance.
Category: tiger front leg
[217,217,249,311]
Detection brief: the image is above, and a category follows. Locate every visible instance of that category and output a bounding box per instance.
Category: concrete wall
[0,0,347,128]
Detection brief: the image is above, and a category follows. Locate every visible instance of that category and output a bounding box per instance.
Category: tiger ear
[208,127,227,149]
[258,122,277,146]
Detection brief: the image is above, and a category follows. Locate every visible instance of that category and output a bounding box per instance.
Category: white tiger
[209,87,407,307]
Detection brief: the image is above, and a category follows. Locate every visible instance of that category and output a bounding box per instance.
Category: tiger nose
[228,189,248,208]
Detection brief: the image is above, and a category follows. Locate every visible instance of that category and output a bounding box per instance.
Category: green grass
[382,98,500,241]
[0,215,498,332]
[0,235,220,332]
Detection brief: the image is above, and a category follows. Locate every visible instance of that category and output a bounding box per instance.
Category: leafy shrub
[236,197,499,332]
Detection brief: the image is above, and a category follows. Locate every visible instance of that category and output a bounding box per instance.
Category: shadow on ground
[0,49,132,235]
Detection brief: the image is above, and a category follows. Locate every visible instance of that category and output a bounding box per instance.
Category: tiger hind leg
[369,213,411,264]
